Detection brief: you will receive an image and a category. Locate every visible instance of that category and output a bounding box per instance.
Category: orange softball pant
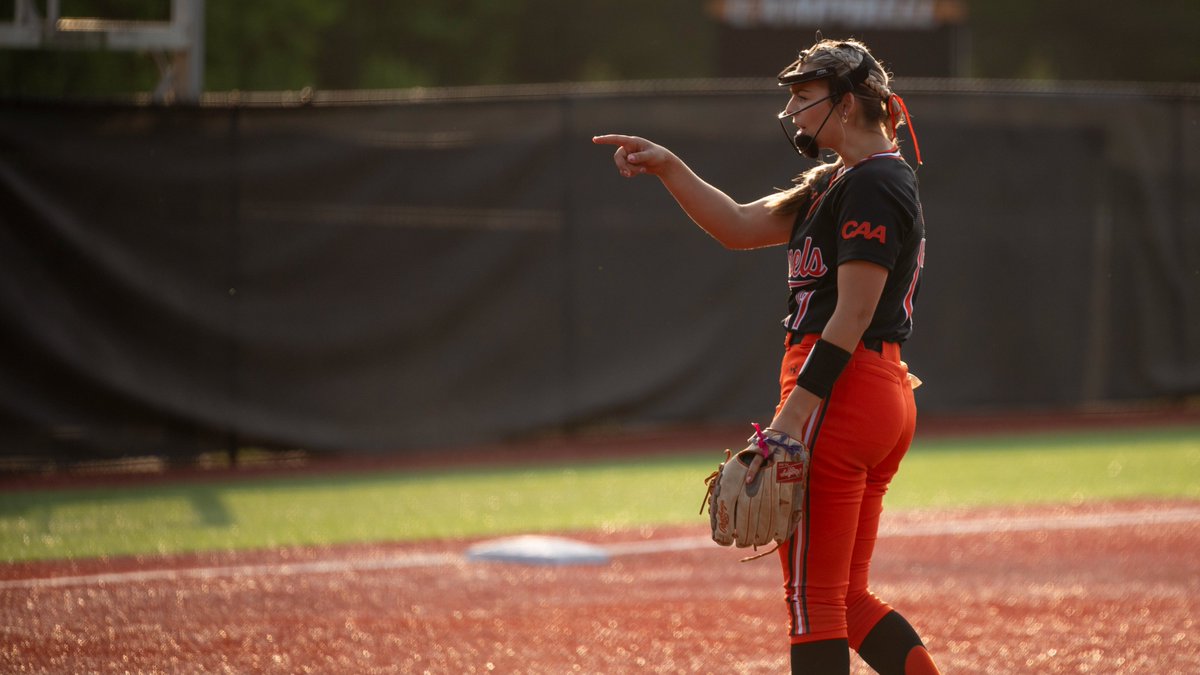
[775,333,917,649]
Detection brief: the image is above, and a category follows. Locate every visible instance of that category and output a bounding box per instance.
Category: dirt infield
[3,500,1198,674]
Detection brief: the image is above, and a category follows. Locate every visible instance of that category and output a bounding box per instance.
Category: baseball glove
[701,424,810,561]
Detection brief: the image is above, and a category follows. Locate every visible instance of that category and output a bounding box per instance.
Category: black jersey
[783,151,926,344]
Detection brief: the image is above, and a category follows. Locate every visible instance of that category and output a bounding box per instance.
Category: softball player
[595,38,938,675]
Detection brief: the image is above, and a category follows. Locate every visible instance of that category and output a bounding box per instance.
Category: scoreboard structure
[707,0,970,78]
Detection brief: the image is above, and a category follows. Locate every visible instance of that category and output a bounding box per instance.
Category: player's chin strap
[887,92,922,166]
[794,103,838,160]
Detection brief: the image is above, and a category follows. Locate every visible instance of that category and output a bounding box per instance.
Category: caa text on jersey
[840,220,887,243]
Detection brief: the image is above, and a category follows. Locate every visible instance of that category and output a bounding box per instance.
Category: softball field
[2,416,1199,674]
[3,501,1198,673]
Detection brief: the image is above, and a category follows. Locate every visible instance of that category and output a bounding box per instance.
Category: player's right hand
[592,134,675,178]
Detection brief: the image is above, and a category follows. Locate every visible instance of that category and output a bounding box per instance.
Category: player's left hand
[702,426,810,556]
[743,446,767,485]
[745,421,804,485]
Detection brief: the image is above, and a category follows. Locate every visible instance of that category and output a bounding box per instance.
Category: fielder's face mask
[776,48,878,159]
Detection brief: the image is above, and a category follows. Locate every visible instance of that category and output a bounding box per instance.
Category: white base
[464,535,611,566]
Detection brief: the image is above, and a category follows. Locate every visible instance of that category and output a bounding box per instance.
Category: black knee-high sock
[791,638,850,675]
[857,611,929,675]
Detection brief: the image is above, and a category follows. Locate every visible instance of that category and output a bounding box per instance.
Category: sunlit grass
[890,425,1200,507]
[2,425,1197,562]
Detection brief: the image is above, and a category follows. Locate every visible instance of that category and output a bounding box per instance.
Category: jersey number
[902,238,926,321]
[789,290,814,331]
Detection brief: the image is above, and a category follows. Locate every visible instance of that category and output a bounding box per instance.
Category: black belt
[787,333,886,353]
[862,337,884,353]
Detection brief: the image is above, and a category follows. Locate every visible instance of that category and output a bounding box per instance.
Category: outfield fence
[1,78,1197,460]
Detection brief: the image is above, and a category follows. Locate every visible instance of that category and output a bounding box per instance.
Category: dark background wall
[1,79,1198,461]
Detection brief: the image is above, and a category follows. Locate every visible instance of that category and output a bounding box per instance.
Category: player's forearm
[656,159,765,250]
[819,307,874,354]
[771,288,878,434]
[822,260,887,351]
[770,387,820,439]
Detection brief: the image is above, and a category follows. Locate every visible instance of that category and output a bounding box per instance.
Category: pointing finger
[592,134,636,147]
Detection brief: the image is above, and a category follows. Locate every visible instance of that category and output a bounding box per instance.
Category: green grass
[2,425,1198,563]
[888,426,1200,507]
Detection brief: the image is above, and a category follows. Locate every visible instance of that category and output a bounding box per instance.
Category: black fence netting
[1,80,1197,460]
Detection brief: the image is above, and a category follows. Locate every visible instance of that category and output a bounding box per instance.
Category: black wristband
[796,339,852,399]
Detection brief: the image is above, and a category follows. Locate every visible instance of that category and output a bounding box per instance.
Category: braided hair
[767,39,913,215]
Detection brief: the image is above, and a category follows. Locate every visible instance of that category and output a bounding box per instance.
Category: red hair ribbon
[888,93,923,166]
